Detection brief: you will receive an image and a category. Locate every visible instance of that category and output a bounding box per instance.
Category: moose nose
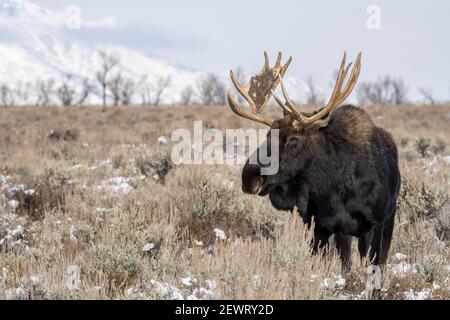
[243,176,263,195]
[242,164,264,194]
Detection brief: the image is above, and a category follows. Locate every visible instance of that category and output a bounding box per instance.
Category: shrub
[112,153,126,169]
[398,176,447,223]
[431,139,446,155]
[434,202,450,241]
[173,174,283,245]
[48,128,80,141]
[400,137,409,148]
[86,245,143,290]
[135,153,173,183]
[5,277,49,300]
[414,138,431,158]
[7,169,72,220]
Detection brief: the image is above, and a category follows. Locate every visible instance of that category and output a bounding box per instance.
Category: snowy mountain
[0,0,307,106]
[0,0,205,105]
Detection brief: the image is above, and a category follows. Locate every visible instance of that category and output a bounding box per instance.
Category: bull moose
[227,52,401,272]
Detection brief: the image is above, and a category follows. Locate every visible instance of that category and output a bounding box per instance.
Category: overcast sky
[32,0,450,100]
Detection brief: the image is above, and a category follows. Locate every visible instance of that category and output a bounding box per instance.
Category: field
[0,104,449,300]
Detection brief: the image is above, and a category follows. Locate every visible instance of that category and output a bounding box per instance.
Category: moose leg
[379,214,395,266]
[311,227,331,255]
[358,231,371,261]
[368,224,383,265]
[335,234,353,273]
[365,224,384,299]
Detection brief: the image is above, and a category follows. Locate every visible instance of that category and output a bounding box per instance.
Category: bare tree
[108,73,136,106]
[35,79,54,106]
[357,76,408,105]
[0,83,15,107]
[232,66,246,104]
[55,75,91,107]
[138,75,151,105]
[138,75,172,106]
[179,85,195,106]
[418,87,436,105]
[120,78,136,106]
[76,78,92,106]
[108,72,123,106]
[14,81,33,105]
[197,74,226,106]
[151,75,171,106]
[56,75,76,106]
[391,77,408,105]
[357,82,384,105]
[96,51,119,109]
[305,76,324,106]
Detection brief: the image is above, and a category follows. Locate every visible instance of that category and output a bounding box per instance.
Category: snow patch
[0,224,24,246]
[213,228,227,241]
[99,159,113,166]
[65,265,81,290]
[334,275,346,288]
[181,276,197,287]
[389,262,422,276]
[24,189,35,195]
[193,240,203,247]
[157,136,168,145]
[187,280,217,300]
[393,252,407,262]
[404,288,431,300]
[8,199,19,210]
[142,243,155,252]
[443,156,450,165]
[149,279,183,300]
[98,177,133,194]
[320,275,346,290]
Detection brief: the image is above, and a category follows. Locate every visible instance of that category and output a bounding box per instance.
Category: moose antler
[227,52,292,126]
[273,52,362,125]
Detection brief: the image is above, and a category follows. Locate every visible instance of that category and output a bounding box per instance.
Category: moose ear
[314,117,331,130]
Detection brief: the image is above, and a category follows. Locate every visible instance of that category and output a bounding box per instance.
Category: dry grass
[0,104,449,300]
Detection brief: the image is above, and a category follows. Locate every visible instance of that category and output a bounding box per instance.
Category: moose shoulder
[227,51,401,272]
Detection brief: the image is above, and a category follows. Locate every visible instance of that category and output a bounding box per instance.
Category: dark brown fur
[242,105,401,271]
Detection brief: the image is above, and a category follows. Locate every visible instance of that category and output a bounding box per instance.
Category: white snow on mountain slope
[0,0,204,104]
[0,0,50,19]
[0,0,307,105]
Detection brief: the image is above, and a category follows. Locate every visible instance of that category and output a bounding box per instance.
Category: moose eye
[287,136,299,144]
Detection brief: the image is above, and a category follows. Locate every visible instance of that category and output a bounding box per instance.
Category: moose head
[227,51,362,203]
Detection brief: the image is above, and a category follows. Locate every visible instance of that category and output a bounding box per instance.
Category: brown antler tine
[230,69,257,113]
[334,52,362,106]
[299,52,362,124]
[277,74,309,123]
[227,91,273,126]
[227,51,298,126]
[329,53,357,106]
[344,62,353,77]
[275,52,282,68]
[280,56,292,77]
[279,76,296,110]
[271,88,293,116]
[326,51,348,106]
[330,61,353,102]
[264,51,270,72]
[228,68,274,126]
[313,52,346,117]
